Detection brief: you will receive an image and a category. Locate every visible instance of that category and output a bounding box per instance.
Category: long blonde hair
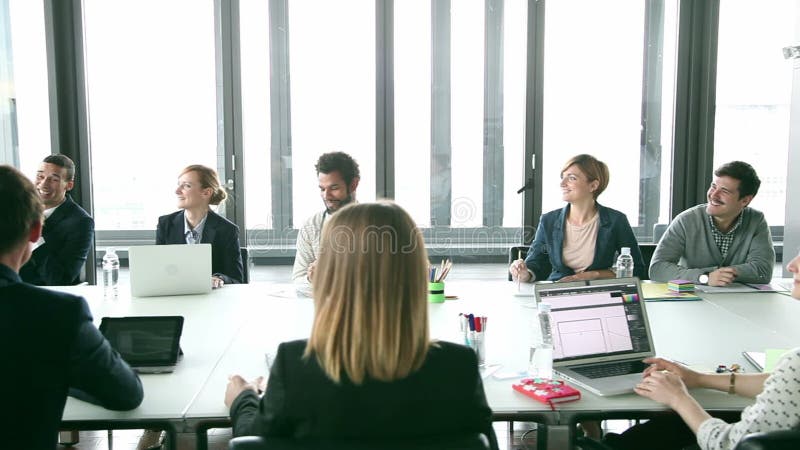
[305,201,430,384]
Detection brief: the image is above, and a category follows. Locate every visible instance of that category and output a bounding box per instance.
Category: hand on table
[708,267,738,286]
[558,271,598,283]
[642,357,702,388]
[224,374,265,408]
[212,276,225,289]
[634,369,691,408]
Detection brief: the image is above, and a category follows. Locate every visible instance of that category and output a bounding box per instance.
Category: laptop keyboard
[571,360,648,379]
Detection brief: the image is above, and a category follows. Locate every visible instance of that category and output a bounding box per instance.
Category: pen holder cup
[428,282,445,303]
[469,334,486,366]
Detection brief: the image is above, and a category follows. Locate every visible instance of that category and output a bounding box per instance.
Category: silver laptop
[129,244,212,297]
[535,277,656,396]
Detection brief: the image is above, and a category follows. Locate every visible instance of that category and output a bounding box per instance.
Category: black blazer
[230,340,498,449]
[156,209,244,284]
[20,195,94,286]
[0,264,143,450]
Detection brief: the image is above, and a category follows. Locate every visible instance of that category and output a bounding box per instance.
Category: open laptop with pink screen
[534,277,656,396]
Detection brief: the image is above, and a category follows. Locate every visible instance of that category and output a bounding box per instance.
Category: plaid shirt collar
[708,210,744,258]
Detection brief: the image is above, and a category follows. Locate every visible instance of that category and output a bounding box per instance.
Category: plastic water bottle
[102,248,120,298]
[616,247,634,278]
[529,303,554,379]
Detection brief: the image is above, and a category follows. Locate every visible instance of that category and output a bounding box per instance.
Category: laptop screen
[99,316,184,367]
[537,280,652,364]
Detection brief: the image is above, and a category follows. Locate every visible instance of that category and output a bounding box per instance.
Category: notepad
[512,378,581,409]
[743,349,789,372]
[668,279,695,293]
[641,282,701,301]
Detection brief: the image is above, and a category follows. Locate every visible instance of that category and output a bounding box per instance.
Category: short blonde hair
[306,202,430,384]
[561,154,609,199]
[180,165,227,205]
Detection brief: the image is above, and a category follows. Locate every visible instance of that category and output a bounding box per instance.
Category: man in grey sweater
[650,161,774,286]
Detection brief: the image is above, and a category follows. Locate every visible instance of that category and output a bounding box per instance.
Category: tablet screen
[99,316,184,366]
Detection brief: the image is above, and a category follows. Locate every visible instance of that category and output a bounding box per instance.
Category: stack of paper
[668,279,695,293]
[641,282,701,302]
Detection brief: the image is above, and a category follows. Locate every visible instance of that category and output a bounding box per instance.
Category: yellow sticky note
[764,348,789,372]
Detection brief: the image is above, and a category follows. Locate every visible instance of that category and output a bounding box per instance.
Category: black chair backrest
[733,429,800,450]
[638,243,656,281]
[240,247,250,284]
[652,223,668,243]
[507,245,528,281]
[229,434,492,450]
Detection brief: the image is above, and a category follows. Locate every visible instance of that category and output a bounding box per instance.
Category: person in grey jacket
[650,161,774,286]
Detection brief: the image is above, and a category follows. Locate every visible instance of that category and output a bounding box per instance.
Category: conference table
[56,279,800,450]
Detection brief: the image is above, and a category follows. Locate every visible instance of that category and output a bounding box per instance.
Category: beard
[323,192,354,214]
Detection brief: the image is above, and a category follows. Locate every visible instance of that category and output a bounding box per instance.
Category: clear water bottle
[616,247,634,278]
[102,247,120,298]
[529,303,554,379]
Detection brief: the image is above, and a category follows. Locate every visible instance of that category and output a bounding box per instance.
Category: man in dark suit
[20,154,94,285]
[0,165,143,450]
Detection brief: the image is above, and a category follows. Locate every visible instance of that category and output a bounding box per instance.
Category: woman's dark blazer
[156,210,244,284]
[524,203,646,281]
[230,340,498,449]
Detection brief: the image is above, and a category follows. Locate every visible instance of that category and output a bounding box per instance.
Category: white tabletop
[60,284,261,422]
[55,279,800,447]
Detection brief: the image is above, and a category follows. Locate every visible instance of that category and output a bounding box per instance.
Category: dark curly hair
[315,152,360,186]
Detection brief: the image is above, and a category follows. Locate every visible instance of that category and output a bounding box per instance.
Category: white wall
[783,7,800,276]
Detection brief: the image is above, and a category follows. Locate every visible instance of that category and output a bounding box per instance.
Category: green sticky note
[764,348,789,372]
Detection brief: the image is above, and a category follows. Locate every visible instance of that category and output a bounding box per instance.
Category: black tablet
[99,316,184,371]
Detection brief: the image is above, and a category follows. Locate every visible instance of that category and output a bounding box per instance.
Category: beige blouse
[562,213,599,273]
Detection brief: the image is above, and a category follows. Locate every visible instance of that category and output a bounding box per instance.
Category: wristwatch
[698,272,710,285]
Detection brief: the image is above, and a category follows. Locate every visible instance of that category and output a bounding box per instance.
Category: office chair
[734,429,800,450]
[229,434,492,450]
[240,247,250,284]
[575,429,800,450]
[638,243,656,281]
[507,245,528,281]
[652,223,668,243]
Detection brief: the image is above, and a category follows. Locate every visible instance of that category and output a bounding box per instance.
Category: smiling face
[35,162,73,209]
[788,253,800,300]
[560,164,599,204]
[318,170,356,213]
[175,170,212,211]
[706,175,752,222]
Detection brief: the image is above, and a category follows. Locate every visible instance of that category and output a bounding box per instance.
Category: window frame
[22,0,786,271]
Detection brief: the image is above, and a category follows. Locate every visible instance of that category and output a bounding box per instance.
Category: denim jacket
[524,203,646,281]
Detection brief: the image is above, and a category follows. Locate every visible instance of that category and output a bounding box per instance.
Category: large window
[714,0,798,226]
[0,0,50,175]
[240,0,272,231]
[35,0,795,261]
[84,0,218,231]
[289,0,376,227]
[394,0,432,226]
[541,0,678,238]
[395,0,527,230]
